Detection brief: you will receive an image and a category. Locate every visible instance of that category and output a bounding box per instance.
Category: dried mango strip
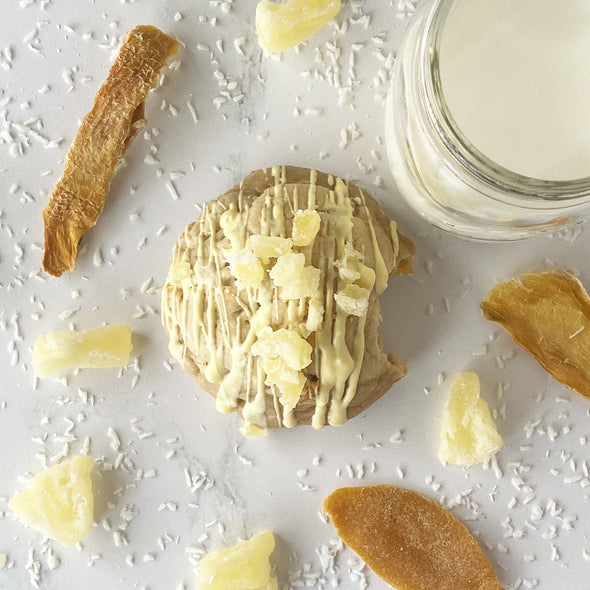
[42,25,179,276]
[481,269,590,398]
[323,485,503,590]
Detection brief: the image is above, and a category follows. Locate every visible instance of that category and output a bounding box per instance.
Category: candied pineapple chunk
[227,249,266,287]
[306,296,325,332]
[335,246,376,290]
[32,324,133,378]
[251,327,312,370]
[197,529,278,590]
[335,284,370,317]
[261,357,306,409]
[292,209,321,246]
[256,0,341,53]
[249,235,293,262]
[439,372,503,466]
[269,252,320,299]
[9,455,94,547]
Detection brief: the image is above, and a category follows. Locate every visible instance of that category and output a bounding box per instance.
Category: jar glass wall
[386,0,590,241]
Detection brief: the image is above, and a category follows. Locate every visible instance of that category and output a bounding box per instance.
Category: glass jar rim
[422,0,590,205]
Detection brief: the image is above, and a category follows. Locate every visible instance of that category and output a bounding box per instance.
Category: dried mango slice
[42,25,179,276]
[256,0,341,53]
[481,270,590,399]
[323,485,503,590]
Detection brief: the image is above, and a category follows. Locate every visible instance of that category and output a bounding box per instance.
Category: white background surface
[1,1,590,589]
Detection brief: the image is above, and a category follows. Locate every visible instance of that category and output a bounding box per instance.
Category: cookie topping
[161,166,414,433]
[292,209,321,246]
[269,252,321,299]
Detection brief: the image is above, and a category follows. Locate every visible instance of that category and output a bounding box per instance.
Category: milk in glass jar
[386,0,590,240]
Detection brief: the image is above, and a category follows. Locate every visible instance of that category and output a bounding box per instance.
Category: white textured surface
[1,1,589,589]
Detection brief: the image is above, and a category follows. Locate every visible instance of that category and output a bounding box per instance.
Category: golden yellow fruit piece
[305,296,325,332]
[197,529,278,590]
[439,372,503,466]
[228,249,266,287]
[256,0,341,53]
[269,252,320,299]
[292,209,321,246]
[32,324,133,378]
[9,455,95,547]
[323,485,504,590]
[261,357,306,410]
[251,327,312,370]
[335,284,371,317]
[249,235,293,262]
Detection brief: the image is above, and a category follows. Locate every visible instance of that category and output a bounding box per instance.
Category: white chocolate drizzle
[162,167,396,434]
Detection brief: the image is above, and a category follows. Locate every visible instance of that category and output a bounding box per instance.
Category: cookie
[161,166,414,433]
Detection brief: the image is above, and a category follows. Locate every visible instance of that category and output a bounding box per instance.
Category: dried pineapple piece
[261,357,306,409]
[439,372,503,465]
[305,296,325,332]
[251,327,312,370]
[33,324,133,378]
[249,235,293,262]
[256,0,341,53]
[251,327,311,414]
[292,209,321,246]
[323,485,504,590]
[335,284,370,317]
[337,264,361,283]
[197,530,278,590]
[481,270,590,399]
[335,245,376,290]
[269,252,320,299]
[42,26,179,277]
[334,244,363,279]
[227,249,266,287]
[9,455,95,547]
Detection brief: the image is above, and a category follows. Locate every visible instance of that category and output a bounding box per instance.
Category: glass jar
[385,0,590,241]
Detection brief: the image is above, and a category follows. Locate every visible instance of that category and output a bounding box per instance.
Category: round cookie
[161,166,414,435]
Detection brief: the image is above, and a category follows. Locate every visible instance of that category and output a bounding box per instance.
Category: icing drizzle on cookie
[162,167,398,435]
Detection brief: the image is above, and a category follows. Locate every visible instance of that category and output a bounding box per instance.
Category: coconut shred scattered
[1,1,590,589]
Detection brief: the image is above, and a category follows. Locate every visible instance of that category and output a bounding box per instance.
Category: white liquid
[439,0,590,181]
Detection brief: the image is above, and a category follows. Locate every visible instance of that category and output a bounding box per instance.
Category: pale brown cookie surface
[161,166,414,434]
